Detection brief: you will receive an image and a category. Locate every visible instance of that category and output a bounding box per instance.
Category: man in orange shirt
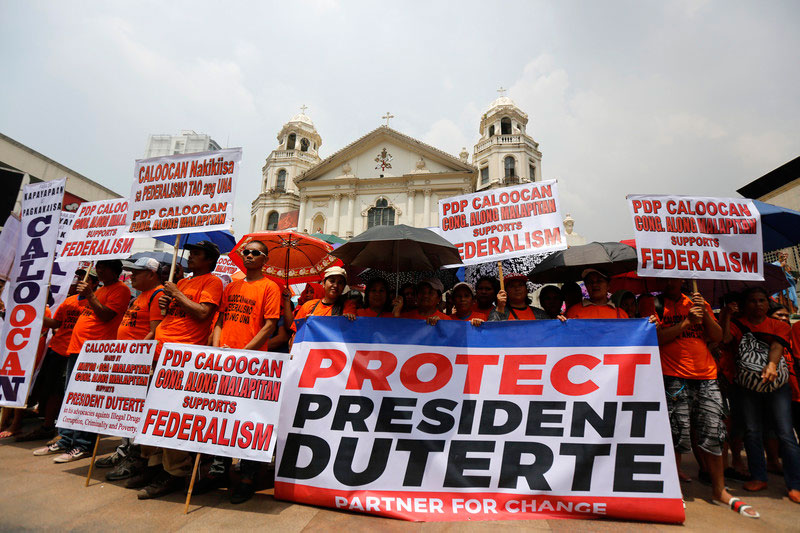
[565,269,628,319]
[135,241,223,500]
[451,282,486,325]
[655,279,751,516]
[398,278,451,324]
[291,266,357,334]
[205,240,281,503]
[34,261,131,463]
[20,271,98,442]
[96,257,163,480]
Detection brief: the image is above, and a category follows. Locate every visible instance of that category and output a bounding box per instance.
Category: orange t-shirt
[504,306,537,321]
[566,300,629,319]
[218,277,281,350]
[400,309,452,321]
[291,298,358,332]
[156,273,223,345]
[453,309,488,321]
[67,282,131,355]
[657,294,717,379]
[49,295,86,356]
[356,308,392,317]
[473,303,495,316]
[117,285,164,340]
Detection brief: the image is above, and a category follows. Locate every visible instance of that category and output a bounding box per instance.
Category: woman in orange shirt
[291,266,357,334]
[356,278,398,318]
[565,269,628,319]
[488,273,543,321]
[397,278,451,325]
[451,282,485,325]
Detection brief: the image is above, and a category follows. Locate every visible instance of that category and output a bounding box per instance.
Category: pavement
[1,428,798,532]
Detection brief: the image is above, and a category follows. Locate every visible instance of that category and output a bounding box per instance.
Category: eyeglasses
[241,249,265,257]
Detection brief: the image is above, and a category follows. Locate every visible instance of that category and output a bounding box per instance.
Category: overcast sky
[2,0,798,241]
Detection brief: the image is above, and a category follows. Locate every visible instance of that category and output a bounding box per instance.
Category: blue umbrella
[154,230,236,254]
[754,200,800,253]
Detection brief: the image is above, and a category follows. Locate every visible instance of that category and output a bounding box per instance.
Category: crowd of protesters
[2,248,800,519]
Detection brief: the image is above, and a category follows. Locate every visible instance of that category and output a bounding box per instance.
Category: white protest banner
[58,198,134,261]
[126,148,241,238]
[438,180,567,265]
[48,211,80,312]
[0,178,65,406]
[0,213,21,281]
[56,340,155,438]
[275,317,684,523]
[627,195,763,280]
[134,344,288,460]
[212,255,241,279]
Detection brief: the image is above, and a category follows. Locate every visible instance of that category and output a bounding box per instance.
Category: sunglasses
[241,249,265,257]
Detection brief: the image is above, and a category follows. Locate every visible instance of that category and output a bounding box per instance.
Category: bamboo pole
[183,454,202,514]
[497,262,505,291]
[85,434,101,487]
[162,234,181,316]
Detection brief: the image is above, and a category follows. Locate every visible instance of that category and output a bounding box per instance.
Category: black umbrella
[331,225,462,271]
[357,267,461,292]
[128,251,188,268]
[527,241,637,283]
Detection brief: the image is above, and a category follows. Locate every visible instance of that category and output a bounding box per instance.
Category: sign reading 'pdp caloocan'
[126,148,241,238]
[275,317,684,523]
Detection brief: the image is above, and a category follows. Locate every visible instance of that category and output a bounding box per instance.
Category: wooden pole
[162,234,181,316]
[85,434,101,487]
[183,453,202,514]
[691,279,698,294]
[497,262,505,291]
[81,263,93,283]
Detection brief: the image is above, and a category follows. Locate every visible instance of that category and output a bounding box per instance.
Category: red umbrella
[230,231,342,285]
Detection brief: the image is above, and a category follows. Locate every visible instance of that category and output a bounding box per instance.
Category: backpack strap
[149,288,164,308]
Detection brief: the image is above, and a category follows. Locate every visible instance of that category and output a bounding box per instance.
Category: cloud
[421,119,471,159]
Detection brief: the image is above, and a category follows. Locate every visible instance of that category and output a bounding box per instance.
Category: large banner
[275,317,683,523]
[58,198,134,261]
[438,180,567,265]
[126,148,241,238]
[134,344,288,460]
[48,211,80,312]
[0,178,65,406]
[0,213,21,281]
[56,340,156,438]
[627,195,763,280]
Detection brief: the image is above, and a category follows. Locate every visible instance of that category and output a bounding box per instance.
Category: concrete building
[143,130,221,158]
[250,92,544,235]
[0,132,120,230]
[738,155,800,270]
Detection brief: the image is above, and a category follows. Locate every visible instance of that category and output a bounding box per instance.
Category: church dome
[289,112,314,126]
[488,95,516,110]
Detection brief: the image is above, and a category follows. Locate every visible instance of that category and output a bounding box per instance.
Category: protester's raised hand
[158,294,171,311]
[392,296,403,317]
[76,281,91,297]
[496,290,507,308]
[162,281,180,298]
[688,305,703,324]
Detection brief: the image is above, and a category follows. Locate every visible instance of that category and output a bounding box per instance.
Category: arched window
[276,169,287,192]
[367,198,395,228]
[312,214,325,233]
[501,117,512,134]
[504,156,516,178]
[300,138,309,152]
[287,133,296,150]
[488,125,495,137]
[267,211,279,230]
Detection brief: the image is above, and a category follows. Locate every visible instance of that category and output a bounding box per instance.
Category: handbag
[732,318,789,393]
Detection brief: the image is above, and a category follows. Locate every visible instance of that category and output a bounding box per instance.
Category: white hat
[418,277,444,294]
[323,266,347,280]
[581,268,609,280]
[122,257,160,272]
[452,282,474,295]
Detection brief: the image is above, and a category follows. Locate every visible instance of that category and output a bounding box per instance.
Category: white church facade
[250,94,545,237]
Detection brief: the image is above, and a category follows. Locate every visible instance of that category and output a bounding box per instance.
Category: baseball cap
[452,282,474,295]
[418,277,444,294]
[504,273,528,285]
[323,266,347,280]
[75,267,98,279]
[581,268,609,280]
[122,257,160,272]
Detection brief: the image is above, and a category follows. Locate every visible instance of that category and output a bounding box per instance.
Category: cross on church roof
[382,112,394,127]
[497,86,507,97]
[300,104,308,114]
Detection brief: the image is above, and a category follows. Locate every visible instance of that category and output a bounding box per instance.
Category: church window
[480,166,489,185]
[501,117,512,135]
[504,156,516,178]
[312,214,325,233]
[488,125,495,137]
[276,169,287,192]
[267,211,279,230]
[529,164,536,180]
[300,138,310,152]
[287,133,296,150]
[367,198,395,228]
